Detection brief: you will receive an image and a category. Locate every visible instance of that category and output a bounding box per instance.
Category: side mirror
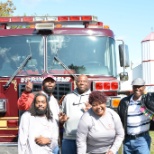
[119,44,130,67]
[119,72,129,81]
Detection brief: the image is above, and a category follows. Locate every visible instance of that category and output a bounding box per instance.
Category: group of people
[17,74,153,154]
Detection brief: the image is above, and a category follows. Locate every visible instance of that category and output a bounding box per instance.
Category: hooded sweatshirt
[61,88,91,140]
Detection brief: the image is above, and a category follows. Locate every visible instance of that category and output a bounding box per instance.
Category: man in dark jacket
[118,78,151,154]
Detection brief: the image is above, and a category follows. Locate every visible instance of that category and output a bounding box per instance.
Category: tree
[0,0,16,17]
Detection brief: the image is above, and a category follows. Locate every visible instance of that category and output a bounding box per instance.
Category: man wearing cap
[118,78,151,154]
[17,74,60,154]
[17,74,59,121]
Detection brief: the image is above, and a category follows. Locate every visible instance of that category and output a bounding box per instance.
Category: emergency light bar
[93,80,119,91]
[0,15,100,29]
[0,15,98,24]
[87,22,103,28]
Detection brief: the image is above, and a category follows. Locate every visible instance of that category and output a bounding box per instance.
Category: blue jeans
[123,134,151,154]
[53,145,59,154]
[61,139,77,154]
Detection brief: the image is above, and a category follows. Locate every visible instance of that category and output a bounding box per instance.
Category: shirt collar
[130,94,142,103]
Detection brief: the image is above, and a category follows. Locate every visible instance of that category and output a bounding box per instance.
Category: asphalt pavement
[0,145,18,154]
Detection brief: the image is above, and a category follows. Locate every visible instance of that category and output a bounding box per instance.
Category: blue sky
[3,0,154,65]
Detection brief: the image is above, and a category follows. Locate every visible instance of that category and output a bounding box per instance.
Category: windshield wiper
[54,56,78,80]
[3,55,32,89]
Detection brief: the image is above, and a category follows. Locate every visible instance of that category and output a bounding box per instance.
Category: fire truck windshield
[0,35,117,77]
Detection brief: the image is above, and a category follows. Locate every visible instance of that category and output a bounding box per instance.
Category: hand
[58,95,65,106]
[106,150,114,154]
[35,135,51,145]
[25,80,33,92]
[82,102,92,112]
[59,112,69,124]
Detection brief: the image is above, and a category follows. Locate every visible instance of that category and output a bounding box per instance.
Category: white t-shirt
[18,112,58,154]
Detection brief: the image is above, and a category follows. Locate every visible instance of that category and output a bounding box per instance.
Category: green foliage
[150,131,154,154]
[0,0,16,17]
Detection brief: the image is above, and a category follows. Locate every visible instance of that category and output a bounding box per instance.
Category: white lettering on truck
[20,77,71,83]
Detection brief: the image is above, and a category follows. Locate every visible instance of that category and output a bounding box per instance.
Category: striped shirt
[127,95,150,135]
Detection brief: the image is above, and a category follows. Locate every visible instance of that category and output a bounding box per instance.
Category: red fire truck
[0,15,129,147]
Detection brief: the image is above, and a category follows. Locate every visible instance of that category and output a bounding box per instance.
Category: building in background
[141,32,154,92]
[119,32,154,94]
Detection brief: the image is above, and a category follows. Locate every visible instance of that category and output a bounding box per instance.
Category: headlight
[0,99,7,113]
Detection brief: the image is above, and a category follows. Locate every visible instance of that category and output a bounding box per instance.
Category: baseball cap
[42,74,56,84]
[132,78,145,86]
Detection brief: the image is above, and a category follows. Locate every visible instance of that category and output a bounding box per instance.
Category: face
[43,78,56,95]
[35,95,47,116]
[76,75,89,94]
[91,100,106,116]
[133,85,145,100]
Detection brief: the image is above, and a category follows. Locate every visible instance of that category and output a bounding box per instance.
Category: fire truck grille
[18,82,71,101]
[53,83,72,100]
